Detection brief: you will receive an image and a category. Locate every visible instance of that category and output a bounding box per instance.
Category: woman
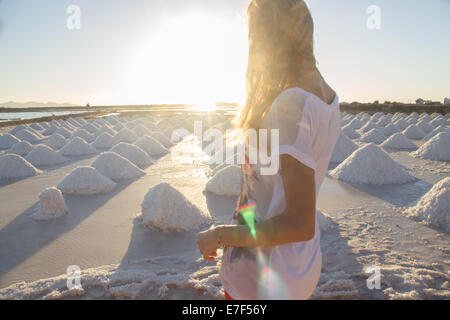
[197,0,341,300]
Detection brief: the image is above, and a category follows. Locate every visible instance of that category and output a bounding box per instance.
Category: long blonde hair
[236,0,317,131]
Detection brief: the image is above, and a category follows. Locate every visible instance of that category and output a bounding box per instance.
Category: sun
[122,14,248,106]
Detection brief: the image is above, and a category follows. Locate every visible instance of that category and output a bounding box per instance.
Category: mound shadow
[0,178,137,285]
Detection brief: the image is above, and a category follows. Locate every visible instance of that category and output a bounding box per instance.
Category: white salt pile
[402,124,426,140]
[360,121,377,133]
[91,152,145,180]
[7,141,34,156]
[429,117,446,128]
[14,129,41,143]
[376,116,390,127]
[25,145,67,166]
[381,123,400,137]
[54,127,72,139]
[44,134,66,150]
[359,128,386,144]
[92,132,118,149]
[9,124,28,135]
[82,123,98,134]
[341,124,360,139]
[411,132,450,161]
[72,129,94,143]
[42,125,58,136]
[140,182,211,231]
[135,135,169,157]
[423,125,449,141]
[57,166,117,195]
[205,165,241,196]
[0,154,40,179]
[33,187,68,220]
[111,143,153,169]
[29,123,43,131]
[94,126,116,138]
[115,128,138,143]
[330,134,358,163]
[133,124,151,137]
[348,118,364,129]
[0,134,20,150]
[329,143,416,185]
[416,120,433,133]
[60,137,97,156]
[380,133,418,150]
[149,131,172,148]
[405,177,450,232]
[393,119,409,130]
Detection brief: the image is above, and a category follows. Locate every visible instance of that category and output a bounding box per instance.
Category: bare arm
[197,155,316,260]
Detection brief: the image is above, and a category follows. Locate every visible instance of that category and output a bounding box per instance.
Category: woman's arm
[197,154,316,261]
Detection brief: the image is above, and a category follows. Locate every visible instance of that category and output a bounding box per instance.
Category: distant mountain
[0,101,78,108]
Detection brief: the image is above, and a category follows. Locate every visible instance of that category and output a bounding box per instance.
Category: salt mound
[403,124,426,140]
[72,129,94,143]
[9,124,28,135]
[376,116,390,127]
[60,137,97,156]
[380,133,417,150]
[82,123,98,134]
[133,124,151,137]
[135,135,169,156]
[411,132,450,161]
[381,123,400,137]
[54,127,72,139]
[14,129,41,143]
[330,134,358,163]
[423,125,449,141]
[33,187,68,220]
[92,132,118,149]
[57,166,117,195]
[348,118,364,129]
[359,128,386,144]
[45,134,66,150]
[42,125,58,136]
[25,145,67,166]
[0,134,20,150]
[205,165,241,196]
[150,131,172,148]
[341,124,360,139]
[360,121,377,133]
[0,154,40,179]
[110,143,153,169]
[115,128,138,143]
[329,143,416,185]
[140,182,211,231]
[91,152,145,180]
[393,119,409,130]
[416,120,433,133]
[405,177,450,231]
[8,141,34,156]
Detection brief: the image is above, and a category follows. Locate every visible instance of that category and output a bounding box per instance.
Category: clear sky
[0,0,449,105]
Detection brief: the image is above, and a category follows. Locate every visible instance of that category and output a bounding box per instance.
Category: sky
[0,0,449,106]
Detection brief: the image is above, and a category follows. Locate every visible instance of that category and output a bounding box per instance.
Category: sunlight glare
[123,14,248,105]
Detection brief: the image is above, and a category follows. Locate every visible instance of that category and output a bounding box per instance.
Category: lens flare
[238,203,257,239]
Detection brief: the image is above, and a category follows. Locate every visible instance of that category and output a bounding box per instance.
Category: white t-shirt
[219,87,341,300]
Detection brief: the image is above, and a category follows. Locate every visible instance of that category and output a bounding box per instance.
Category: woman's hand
[197,227,219,262]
